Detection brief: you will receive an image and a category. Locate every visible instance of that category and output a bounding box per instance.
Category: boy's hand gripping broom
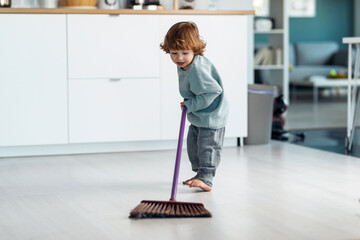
[129,105,212,218]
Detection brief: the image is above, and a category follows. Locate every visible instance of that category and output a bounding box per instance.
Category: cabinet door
[69,78,161,143]
[160,15,248,139]
[67,14,160,79]
[0,15,68,147]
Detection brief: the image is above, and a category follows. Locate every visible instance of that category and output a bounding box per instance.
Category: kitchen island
[0,9,254,157]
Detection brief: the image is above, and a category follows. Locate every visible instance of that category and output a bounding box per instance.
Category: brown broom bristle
[129,200,212,219]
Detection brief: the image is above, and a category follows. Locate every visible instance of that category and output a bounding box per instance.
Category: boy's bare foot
[183,177,196,185]
[183,178,212,192]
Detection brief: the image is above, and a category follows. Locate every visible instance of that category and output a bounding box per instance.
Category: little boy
[160,22,228,191]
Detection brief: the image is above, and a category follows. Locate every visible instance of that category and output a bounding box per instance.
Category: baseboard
[0,138,240,158]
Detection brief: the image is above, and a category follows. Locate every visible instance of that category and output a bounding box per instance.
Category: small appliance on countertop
[126,0,160,9]
[178,0,194,9]
[98,0,121,9]
[10,0,41,7]
[0,0,11,7]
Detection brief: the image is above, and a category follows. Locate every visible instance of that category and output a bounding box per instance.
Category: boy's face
[170,50,194,71]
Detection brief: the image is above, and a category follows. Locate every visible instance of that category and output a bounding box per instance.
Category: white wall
[216,0,253,10]
[355,0,360,36]
[160,0,254,84]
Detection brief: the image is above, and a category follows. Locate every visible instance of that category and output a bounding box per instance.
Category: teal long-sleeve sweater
[178,55,229,129]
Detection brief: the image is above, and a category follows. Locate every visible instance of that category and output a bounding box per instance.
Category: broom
[129,105,212,218]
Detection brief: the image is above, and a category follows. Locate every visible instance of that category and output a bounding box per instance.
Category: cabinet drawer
[67,14,160,79]
[69,78,161,143]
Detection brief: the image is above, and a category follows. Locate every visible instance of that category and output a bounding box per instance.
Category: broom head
[129,200,212,218]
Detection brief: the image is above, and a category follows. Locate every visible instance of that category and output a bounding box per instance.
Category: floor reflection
[288,128,360,158]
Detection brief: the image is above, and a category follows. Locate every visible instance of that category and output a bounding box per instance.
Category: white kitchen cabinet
[159,15,248,139]
[67,14,160,79]
[0,12,250,156]
[0,14,68,147]
[69,78,161,143]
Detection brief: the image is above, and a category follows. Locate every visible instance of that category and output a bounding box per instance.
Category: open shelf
[254,65,284,70]
[253,0,289,102]
[254,29,284,34]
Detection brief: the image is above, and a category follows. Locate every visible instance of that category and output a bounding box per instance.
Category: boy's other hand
[180,102,185,109]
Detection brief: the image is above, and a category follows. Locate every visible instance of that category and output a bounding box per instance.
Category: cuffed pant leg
[196,127,225,187]
[187,124,199,173]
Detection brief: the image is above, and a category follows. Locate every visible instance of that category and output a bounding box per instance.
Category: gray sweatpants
[186,124,225,187]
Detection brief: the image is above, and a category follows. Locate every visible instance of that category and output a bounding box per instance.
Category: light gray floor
[1,142,360,240]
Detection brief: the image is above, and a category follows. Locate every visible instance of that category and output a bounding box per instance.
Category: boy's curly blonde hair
[160,22,206,56]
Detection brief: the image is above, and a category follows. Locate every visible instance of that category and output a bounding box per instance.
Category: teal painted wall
[289,0,354,47]
[255,0,354,47]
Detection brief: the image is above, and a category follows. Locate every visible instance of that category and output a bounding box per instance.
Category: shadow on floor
[286,128,360,158]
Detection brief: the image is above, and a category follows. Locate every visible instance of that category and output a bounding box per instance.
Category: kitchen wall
[289,0,354,47]
[355,0,360,36]
[214,0,252,10]
[255,0,354,47]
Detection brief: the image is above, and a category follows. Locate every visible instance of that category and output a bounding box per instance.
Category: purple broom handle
[170,105,187,201]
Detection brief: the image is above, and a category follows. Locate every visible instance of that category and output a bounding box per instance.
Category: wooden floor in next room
[286,97,348,130]
[1,140,360,240]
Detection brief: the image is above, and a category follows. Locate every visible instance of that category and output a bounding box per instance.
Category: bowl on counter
[61,0,97,8]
